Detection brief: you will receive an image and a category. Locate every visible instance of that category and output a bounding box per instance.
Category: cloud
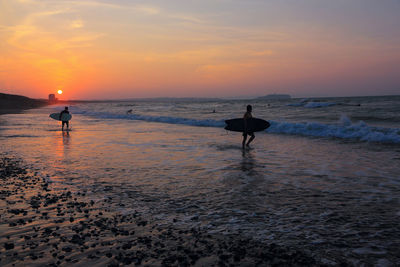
[2,2,104,52]
[167,14,206,24]
[62,0,160,15]
[4,8,71,49]
[70,19,84,29]
[16,0,36,3]
[132,5,160,15]
[250,50,274,57]
[49,0,123,10]
[54,33,105,50]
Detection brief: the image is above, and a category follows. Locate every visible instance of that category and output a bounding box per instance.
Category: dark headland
[0,93,49,115]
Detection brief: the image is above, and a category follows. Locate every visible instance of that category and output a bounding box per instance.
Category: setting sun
[57,90,63,95]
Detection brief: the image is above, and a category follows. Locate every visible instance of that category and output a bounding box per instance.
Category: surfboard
[225,118,270,132]
[49,113,72,121]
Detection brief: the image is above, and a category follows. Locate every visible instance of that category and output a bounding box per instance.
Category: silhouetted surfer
[60,106,70,131]
[243,105,255,149]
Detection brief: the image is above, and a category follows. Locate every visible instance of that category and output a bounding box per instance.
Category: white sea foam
[267,115,400,144]
[304,102,336,108]
[287,102,305,107]
[73,109,226,127]
[288,100,337,108]
[73,108,400,144]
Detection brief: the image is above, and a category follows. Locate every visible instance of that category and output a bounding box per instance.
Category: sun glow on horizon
[57,90,63,95]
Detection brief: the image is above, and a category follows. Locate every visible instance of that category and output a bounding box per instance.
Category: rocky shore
[0,156,325,266]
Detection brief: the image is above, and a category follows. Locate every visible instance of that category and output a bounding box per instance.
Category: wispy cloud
[4,8,70,49]
[54,33,105,50]
[167,14,206,24]
[2,2,104,52]
[70,19,84,29]
[40,0,161,15]
[249,50,274,57]
[49,0,124,10]
[132,5,160,15]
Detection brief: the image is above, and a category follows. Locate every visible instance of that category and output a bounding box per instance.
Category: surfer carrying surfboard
[60,107,70,131]
[242,105,255,148]
[224,107,269,146]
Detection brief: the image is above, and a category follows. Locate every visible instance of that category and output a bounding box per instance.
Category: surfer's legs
[62,121,69,130]
[242,134,247,149]
[246,134,255,147]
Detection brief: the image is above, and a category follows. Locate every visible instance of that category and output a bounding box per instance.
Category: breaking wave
[304,102,337,108]
[73,109,226,128]
[74,109,400,144]
[267,115,400,144]
[288,100,337,108]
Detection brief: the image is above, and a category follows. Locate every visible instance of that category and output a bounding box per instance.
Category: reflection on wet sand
[241,149,259,177]
[56,130,71,159]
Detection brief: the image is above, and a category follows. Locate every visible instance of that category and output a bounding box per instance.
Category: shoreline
[0,156,322,266]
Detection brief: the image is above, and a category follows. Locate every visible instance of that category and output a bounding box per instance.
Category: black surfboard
[224,118,270,132]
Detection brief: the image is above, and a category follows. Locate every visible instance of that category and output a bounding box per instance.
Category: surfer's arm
[59,111,65,120]
[243,112,251,133]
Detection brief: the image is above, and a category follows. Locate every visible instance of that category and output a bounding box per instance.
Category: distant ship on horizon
[257,94,291,100]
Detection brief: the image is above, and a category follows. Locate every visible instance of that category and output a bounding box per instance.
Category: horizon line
[53,94,400,102]
[2,91,400,102]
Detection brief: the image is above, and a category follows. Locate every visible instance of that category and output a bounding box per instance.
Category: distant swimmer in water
[242,105,255,149]
[126,109,133,114]
[60,106,70,131]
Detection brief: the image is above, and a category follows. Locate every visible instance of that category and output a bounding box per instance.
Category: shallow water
[1,97,400,265]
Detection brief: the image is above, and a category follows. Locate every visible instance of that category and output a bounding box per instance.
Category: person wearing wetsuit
[242,105,255,148]
[60,106,70,131]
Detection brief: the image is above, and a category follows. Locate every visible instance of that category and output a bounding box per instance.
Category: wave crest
[267,115,400,144]
[73,109,400,144]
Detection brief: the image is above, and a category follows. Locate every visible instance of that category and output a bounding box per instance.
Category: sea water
[1,96,399,264]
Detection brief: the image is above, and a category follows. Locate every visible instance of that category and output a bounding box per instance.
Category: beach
[0,156,318,266]
[1,96,400,266]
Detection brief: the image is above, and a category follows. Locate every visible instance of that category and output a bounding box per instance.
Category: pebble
[4,243,14,250]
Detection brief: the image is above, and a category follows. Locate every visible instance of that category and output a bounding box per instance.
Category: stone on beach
[0,156,320,266]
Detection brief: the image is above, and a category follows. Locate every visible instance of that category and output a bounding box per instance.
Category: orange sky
[1,0,399,99]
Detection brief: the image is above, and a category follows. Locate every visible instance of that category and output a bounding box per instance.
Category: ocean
[1,95,400,265]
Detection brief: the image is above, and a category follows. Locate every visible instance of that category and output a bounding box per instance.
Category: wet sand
[0,156,324,266]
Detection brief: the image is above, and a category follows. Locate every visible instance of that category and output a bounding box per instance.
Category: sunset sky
[1,0,399,99]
